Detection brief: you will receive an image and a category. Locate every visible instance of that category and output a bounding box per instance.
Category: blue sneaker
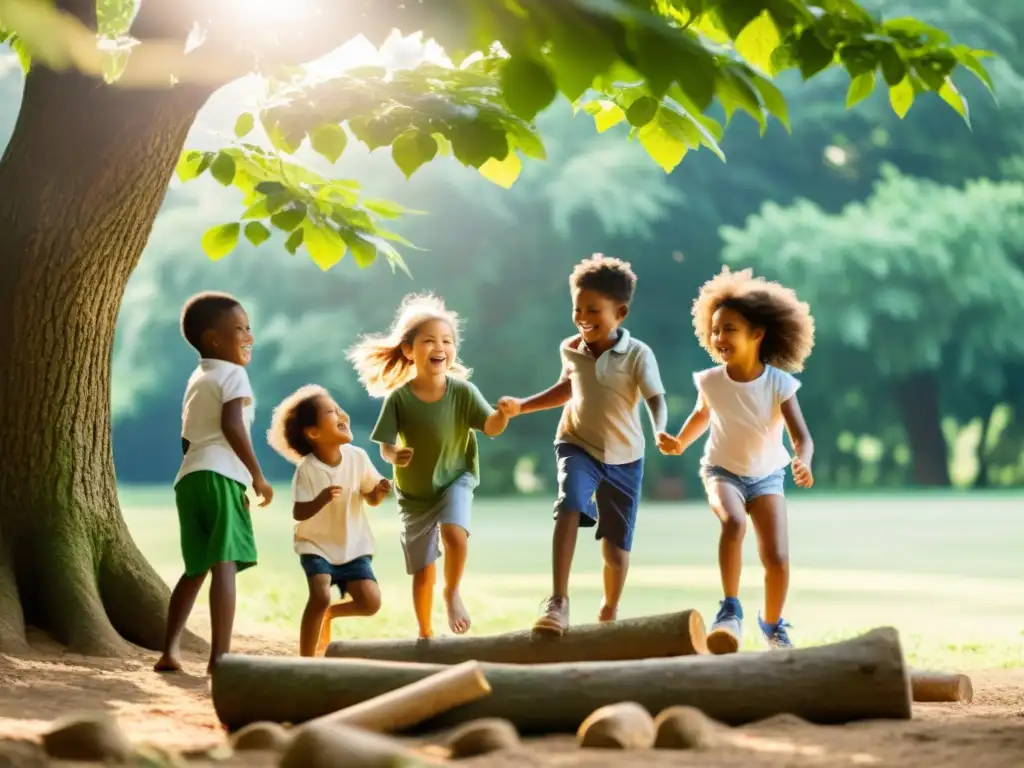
[758,613,794,650]
[706,598,743,655]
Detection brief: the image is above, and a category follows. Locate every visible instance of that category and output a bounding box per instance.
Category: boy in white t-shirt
[268,385,392,657]
[155,291,274,676]
[658,267,816,653]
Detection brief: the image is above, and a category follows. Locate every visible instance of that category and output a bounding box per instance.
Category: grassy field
[120,486,1024,670]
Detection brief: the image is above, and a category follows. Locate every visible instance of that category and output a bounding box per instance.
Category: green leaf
[734,10,781,76]
[234,112,255,138]
[243,221,271,246]
[794,28,834,80]
[391,130,438,178]
[209,153,236,187]
[309,123,348,164]
[952,46,995,95]
[478,151,522,189]
[637,108,688,174]
[501,56,558,122]
[846,70,876,108]
[284,227,304,255]
[583,100,627,133]
[255,181,288,195]
[751,76,790,133]
[200,223,240,261]
[938,77,970,126]
[363,198,409,219]
[625,96,659,128]
[341,231,378,268]
[888,76,914,118]
[714,0,762,38]
[717,70,766,133]
[242,193,289,219]
[301,220,346,271]
[879,47,906,87]
[175,151,209,183]
[449,121,509,169]
[548,16,616,102]
[270,205,307,232]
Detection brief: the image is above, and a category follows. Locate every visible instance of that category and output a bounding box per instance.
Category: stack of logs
[195,609,973,766]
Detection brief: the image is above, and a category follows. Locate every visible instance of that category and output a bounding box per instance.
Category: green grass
[120,486,1024,670]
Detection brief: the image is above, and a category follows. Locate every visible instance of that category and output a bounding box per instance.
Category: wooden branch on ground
[325,609,708,664]
[305,660,492,733]
[910,670,973,703]
[213,627,912,733]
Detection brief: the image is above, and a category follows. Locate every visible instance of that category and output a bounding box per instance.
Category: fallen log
[213,627,912,733]
[306,660,492,733]
[325,609,708,663]
[910,670,973,703]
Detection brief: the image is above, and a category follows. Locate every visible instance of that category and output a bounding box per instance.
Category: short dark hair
[569,253,637,304]
[180,291,241,352]
[267,385,330,464]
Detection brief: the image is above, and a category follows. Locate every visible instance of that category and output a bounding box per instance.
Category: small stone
[577,701,655,749]
[445,718,519,758]
[231,721,291,752]
[280,722,424,767]
[653,706,715,749]
[42,712,132,762]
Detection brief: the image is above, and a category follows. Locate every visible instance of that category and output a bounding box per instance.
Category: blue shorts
[299,554,376,598]
[700,465,785,505]
[553,442,644,552]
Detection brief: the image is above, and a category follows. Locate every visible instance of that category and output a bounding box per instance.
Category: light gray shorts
[398,473,474,575]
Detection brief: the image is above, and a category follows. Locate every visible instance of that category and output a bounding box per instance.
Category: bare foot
[153,653,183,673]
[443,588,471,635]
[315,616,332,657]
[597,603,618,623]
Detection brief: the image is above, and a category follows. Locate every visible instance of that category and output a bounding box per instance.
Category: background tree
[0,0,990,655]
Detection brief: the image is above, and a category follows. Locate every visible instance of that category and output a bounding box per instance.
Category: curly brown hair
[569,253,637,304]
[692,266,815,373]
[267,384,330,465]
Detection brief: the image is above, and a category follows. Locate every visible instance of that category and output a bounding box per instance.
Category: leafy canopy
[0,0,996,272]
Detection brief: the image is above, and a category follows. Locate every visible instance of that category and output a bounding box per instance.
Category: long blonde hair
[347,293,471,398]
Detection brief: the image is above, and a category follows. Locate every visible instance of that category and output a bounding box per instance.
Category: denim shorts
[700,464,785,505]
[553,442,644,552]
[299,554,376,598]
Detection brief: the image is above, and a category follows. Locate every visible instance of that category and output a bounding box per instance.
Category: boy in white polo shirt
[498,254,667,635]
[268,384,392,656]
[155,291,274,676]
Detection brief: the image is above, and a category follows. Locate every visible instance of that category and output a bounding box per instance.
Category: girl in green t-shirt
[348,293,514,639]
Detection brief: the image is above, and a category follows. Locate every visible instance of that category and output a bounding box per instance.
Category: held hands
[496,397,521,419]
[791,456,814,488]
[253,476,274,507]
[374,478,393,498]
[393,446,414,468]
[656,431,684,456]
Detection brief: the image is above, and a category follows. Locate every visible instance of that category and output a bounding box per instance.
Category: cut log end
[910,670,973,703]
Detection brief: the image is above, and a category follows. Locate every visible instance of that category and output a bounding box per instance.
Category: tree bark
[325,609,708,663]
[892,372,951,486]
[0,66,209,654]
[213,627,913,733]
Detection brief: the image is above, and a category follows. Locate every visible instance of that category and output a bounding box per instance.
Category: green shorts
[174,470,257,577]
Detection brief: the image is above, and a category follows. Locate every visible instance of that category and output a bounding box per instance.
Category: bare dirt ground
[1,627,1023,767]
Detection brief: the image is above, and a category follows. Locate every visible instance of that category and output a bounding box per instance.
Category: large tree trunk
[213,627,913,732]
[893,372,950,486]
[0,65,209,655]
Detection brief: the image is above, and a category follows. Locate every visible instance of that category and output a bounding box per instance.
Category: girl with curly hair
[657,267,816,653]
[348,293,514,639]
[267,385,392,657]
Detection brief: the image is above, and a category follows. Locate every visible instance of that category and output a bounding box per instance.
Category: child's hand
[253,477,274,507]
[497,397,521,418]
[316,485,344,507]
[374,478,392,497]
[656,431,683,456]
[393,446,414,467]
[791,456,814,488]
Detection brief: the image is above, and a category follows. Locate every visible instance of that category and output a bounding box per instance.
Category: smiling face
[710,305,763,366]
[204,305,253,366]
[572,287,627,347]
[304,396,353,449]
[404,318,456,377]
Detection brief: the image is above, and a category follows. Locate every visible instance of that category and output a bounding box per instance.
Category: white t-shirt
[693,364,801,478]
[175,359,255,488]
[291,445,384,565]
